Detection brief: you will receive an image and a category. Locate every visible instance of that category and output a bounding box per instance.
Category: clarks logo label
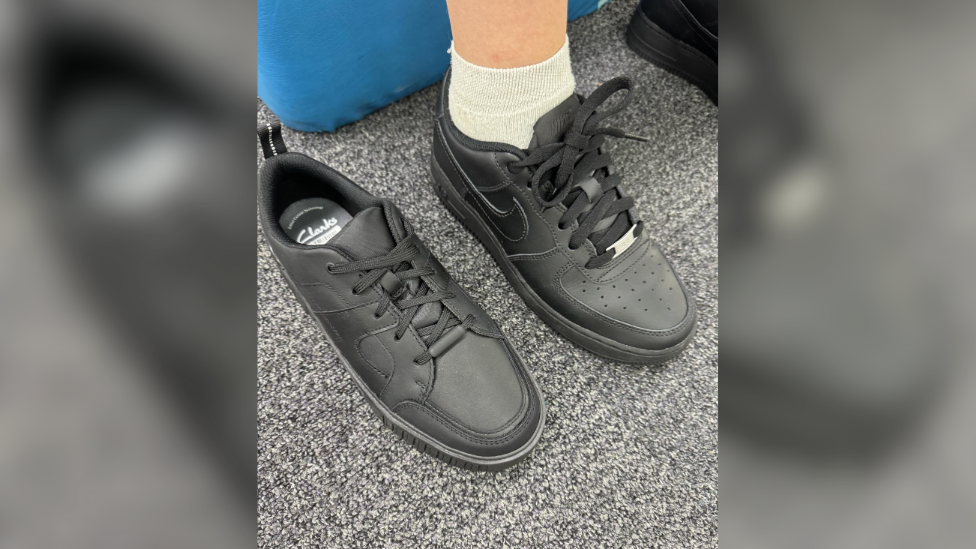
[297,217,340,244]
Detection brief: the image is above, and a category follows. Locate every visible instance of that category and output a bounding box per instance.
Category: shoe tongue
[328,203,402,260]
[529,94,581,148]
[329,203,443,331]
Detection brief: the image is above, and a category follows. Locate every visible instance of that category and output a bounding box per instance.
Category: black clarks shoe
[626,0,717,104]
[258,123,544,470]
[431,74,697,364]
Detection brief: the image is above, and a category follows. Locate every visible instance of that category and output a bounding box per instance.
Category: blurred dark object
[720,0,951,459]
[23,18,255,501]
[720,0,810,245]
[721,0,976,547]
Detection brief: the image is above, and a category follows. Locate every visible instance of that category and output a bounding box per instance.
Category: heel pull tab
[258,121,288,159]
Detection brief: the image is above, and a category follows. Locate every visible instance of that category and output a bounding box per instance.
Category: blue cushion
[258,0,609,132]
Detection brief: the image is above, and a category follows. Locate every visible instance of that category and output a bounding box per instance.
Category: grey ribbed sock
[448,37,576,148]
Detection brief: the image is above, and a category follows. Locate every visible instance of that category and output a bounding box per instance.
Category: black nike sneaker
[431,73,697,364]
[626,0,718,104]
[258,123,545,470]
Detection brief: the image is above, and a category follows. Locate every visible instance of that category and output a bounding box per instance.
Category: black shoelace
[327,235,475,364]
[508,76,647,269]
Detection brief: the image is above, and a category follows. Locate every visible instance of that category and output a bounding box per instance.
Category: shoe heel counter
[434,68,450,119]
[430,121,468,201]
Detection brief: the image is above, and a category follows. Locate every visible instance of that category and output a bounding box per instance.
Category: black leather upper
[259,152,542,457]
[638,0,717,63]
[433,74,696,351]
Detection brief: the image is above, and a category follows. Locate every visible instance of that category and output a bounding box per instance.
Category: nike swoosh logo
[436,125,529,242]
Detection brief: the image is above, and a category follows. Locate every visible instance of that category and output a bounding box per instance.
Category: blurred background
[722,0,976,547]
[0,0,255,548]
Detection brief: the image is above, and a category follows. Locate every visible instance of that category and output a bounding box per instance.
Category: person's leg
[445,0,575,148]
[447,0,567,68]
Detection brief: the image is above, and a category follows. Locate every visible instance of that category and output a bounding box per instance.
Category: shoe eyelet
[326,263,336,273]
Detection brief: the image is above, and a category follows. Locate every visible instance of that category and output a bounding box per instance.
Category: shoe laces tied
[328,235,475,364]
[509,76,648,269]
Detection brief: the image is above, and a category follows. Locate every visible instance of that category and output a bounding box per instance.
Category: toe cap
[395,334,543,458]
[560,243,696,350]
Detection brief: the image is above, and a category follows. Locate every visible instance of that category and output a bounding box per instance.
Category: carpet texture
[258,1,717,547]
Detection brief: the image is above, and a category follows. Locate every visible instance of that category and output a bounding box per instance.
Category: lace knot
[563,130,590,150]
[518,76,647,269]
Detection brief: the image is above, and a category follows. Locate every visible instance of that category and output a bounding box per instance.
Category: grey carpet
[257,1,717,547]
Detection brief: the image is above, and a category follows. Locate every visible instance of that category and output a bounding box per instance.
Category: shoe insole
[279,197,353,246]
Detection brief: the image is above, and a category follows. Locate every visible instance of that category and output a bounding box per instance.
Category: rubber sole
[268,247,546,471]
[626,7,717,104]
[430,154,696,365]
